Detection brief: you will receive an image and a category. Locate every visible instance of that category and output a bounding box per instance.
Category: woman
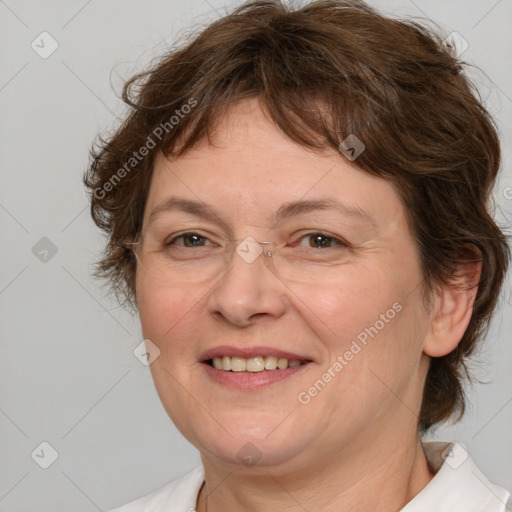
[85,1,511,510]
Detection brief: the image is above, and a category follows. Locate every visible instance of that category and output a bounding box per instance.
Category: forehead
[145,99,407,233]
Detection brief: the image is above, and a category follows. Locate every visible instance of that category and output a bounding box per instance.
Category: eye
[165,232,216,248]
[164,231,347,250]
[296,232,348,249]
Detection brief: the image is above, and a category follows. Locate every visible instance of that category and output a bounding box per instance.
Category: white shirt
[109,441,510,512]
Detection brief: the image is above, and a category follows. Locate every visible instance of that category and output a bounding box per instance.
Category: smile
[199,346,314,389]
[209,356,308,372]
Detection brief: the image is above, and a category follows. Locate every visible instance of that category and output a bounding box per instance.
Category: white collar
[400,441,510,511]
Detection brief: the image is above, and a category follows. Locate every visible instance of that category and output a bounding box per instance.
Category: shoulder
[107,466,204,512]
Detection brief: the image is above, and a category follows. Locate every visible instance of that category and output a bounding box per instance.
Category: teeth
[231,357,246,372]
[210,355,305,371]
[277,357,288,369]
[264,356,277,370]
[247,357,265,372]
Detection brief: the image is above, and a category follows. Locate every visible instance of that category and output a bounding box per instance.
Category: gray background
[0,0,511,510]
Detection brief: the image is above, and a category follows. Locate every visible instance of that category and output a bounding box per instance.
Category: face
[135,98,432,473]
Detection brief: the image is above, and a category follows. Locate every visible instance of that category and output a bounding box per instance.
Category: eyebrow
[147,197,376,228]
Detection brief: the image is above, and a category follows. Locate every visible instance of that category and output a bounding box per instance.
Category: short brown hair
[84,0,510,433]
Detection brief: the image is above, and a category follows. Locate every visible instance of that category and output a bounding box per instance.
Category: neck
[196,433,435,512]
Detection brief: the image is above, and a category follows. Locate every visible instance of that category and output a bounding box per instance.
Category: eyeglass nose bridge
[233,237,279,264]
[260,241,274,258]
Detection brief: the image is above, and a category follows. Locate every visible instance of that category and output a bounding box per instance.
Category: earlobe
[423,250,482,358]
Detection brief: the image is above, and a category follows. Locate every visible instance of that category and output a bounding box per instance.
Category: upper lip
[199,345,313,362]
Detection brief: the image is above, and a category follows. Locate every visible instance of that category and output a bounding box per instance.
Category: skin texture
[135,98,481,512]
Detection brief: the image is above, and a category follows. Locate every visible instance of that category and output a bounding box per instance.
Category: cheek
[136,277,202,349]
[295,261,426,381]
[291,269,397,350]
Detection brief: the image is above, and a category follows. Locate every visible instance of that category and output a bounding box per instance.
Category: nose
[207,246,287,327]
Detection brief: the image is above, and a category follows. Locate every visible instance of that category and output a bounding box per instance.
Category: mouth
[206,355,310,372]
[199,346,314,390]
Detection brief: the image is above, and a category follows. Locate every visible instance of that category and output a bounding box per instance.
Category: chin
[199,434,309,469]
[185,414,315,469]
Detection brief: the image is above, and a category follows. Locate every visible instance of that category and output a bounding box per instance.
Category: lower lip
[201,362,311,390]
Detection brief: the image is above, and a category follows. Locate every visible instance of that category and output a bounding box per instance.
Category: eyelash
[164,231,349,250]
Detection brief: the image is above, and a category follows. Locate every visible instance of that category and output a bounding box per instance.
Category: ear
[423,247,482,358]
